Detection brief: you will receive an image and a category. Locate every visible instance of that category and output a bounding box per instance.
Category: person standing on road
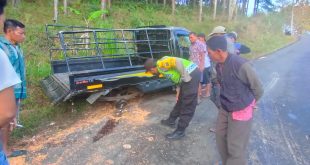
[197,33,211,98]
[226,32,251,55]
[206,35,263,165]
[189,32,205,103]
[208,26,235,54]
[208,26,233,109]
[0,0,21,164]
[0,19,27,157]
[144,56,200,140]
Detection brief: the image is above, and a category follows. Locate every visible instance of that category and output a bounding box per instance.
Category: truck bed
[41,65,172,104]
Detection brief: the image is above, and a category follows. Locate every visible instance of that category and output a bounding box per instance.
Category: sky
[247,0,256,16]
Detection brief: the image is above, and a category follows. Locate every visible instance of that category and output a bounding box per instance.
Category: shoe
[161,119,175,128]
[165,130,185,140]
[209,127,216,133]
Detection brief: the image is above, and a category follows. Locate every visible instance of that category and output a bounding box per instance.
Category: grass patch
[3,0,295,139]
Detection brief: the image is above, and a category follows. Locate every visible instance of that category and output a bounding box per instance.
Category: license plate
[87,84,103,90]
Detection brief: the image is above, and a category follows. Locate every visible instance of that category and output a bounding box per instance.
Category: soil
[9,91,219,165]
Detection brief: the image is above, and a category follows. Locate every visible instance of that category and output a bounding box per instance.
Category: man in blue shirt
[226,32,251,55]
[0,19,27,158]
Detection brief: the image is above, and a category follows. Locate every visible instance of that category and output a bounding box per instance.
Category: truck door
[174,30,190,59]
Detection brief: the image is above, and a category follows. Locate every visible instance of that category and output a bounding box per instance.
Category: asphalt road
[12,34,310,165]
[249,34,310,165]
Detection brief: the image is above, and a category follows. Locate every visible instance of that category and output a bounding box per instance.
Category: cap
[208,26,226,36]
[206,35,227,52]
[227,31,238,40]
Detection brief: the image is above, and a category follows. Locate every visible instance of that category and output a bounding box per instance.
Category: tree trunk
[101,0,107,19]
[222,0,228,16]
[108,0,111,8]
[193,0,197,9]
[172,0,176,15]
[54,0,58,23]
[213,0,218,20]
[233,1,238,21]
[253,0,259,15]
[163,0,166,6]
[12,0,20,8]
[199,0,203,22]
[242,0,248,15]
[64,0,67,15]
[228,0,237,21]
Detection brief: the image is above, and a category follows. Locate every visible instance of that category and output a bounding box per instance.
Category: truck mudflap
[41,75,70,105]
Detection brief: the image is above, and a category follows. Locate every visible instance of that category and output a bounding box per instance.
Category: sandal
[8,150,27,158]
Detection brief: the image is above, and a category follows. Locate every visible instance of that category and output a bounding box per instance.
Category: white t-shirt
[0,49,21,91]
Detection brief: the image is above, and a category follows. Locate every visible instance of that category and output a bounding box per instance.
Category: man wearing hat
[226,32,251,55]
[206,35,263,165]
[144,56,200,140]
[208,26,235,54]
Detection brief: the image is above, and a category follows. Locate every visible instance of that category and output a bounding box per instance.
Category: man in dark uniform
[144,56,200,140]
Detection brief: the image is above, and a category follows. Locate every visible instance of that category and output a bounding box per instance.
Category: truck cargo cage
[54,28,173,73]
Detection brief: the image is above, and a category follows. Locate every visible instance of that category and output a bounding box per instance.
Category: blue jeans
[0,150,9,165]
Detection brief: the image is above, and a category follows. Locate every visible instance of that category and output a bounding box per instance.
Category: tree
[108,0,111,8]
[241,0,249,15]
[101,0,107,19]
[64,0,68,15]
[199,0,203,22]
[12,0,20,7]
[252,0,275,15]
[172,0,176,15]
[253,0,260,15]
[54,0,58,23]
[228,0,237,21]
[222,0,228,16]
[260,0,275,12]
[213,0,218,20]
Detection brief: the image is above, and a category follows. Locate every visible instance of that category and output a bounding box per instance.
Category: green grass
[3,0,294,139]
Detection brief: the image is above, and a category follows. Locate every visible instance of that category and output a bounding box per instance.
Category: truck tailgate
[41,73,70,105]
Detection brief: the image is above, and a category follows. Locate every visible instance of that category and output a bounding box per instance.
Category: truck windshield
[176,34,190,48]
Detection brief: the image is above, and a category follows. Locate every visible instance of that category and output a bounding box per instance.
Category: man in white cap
[208,26,235,54]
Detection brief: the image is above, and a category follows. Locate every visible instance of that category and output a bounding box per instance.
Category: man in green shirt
[144,56,200,139]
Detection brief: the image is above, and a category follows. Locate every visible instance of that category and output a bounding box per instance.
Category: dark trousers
[168,68,200,131]
[211,82,221,108]
[216,108,253,165]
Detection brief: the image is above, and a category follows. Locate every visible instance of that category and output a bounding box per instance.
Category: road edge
[252,37,300,61]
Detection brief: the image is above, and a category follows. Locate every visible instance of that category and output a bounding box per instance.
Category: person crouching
[144,56,200,140]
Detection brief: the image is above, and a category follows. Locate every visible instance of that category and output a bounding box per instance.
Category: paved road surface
[250,34,310,165]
